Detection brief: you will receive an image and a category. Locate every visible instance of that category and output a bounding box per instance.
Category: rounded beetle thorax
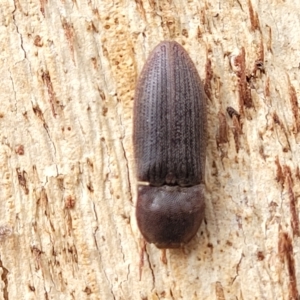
[136,185,205,249]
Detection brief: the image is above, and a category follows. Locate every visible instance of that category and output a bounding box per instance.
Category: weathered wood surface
[1,0,300,299]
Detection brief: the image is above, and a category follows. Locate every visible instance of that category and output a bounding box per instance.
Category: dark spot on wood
[287,76,300,133]
[259,145,267,161]
[28,285,35,291]
[197,26,202,39]
[227,107,240,120]
[102,107,108,116]
[257,251,265,261]
[227,107,242,153]
[296,167,300,181]
[264,77,270,98]
[226,240,233,247]
[87,158,94,170]
[216,111,228,147]
[284,166,300,237]
[278,232,299,299]
[65,196,76,209]
[87,21,98,33]
[207,243,213,249]
[135,0,146,20]
[87,183,94,192]
[204,58,213,100]
[39,0,46,17]
[248,0,260,31]
[275,157,284,188]
[266,25,273,53]
[41,70,57,117]
[182,28,188,38]
[61,18,75,62]
[84,287,92,295]
[34,35,43,47]
[98,89,106,101]
[215,281,225,300]
[0,259,9,299]
[91,57,98,69]
[15,145,24,155]
[234,48,254,112]
[16,168,29,194]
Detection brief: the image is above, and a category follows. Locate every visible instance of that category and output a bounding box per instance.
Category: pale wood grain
[1,0,300,299]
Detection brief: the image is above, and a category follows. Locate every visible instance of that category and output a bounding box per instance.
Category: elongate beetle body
[133,41,206,249]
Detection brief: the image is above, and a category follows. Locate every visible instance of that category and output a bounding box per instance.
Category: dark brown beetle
[133,41,206,249]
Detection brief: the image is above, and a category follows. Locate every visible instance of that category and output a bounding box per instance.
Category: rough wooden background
[1,0,300,299]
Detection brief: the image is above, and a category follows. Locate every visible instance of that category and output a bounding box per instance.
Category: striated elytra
[133,41,207,249]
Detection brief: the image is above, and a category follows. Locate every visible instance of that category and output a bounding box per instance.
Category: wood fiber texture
[1,0,300,299]
[134,41,206,187]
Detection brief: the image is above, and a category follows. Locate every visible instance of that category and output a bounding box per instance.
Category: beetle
[133,41,206,249]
